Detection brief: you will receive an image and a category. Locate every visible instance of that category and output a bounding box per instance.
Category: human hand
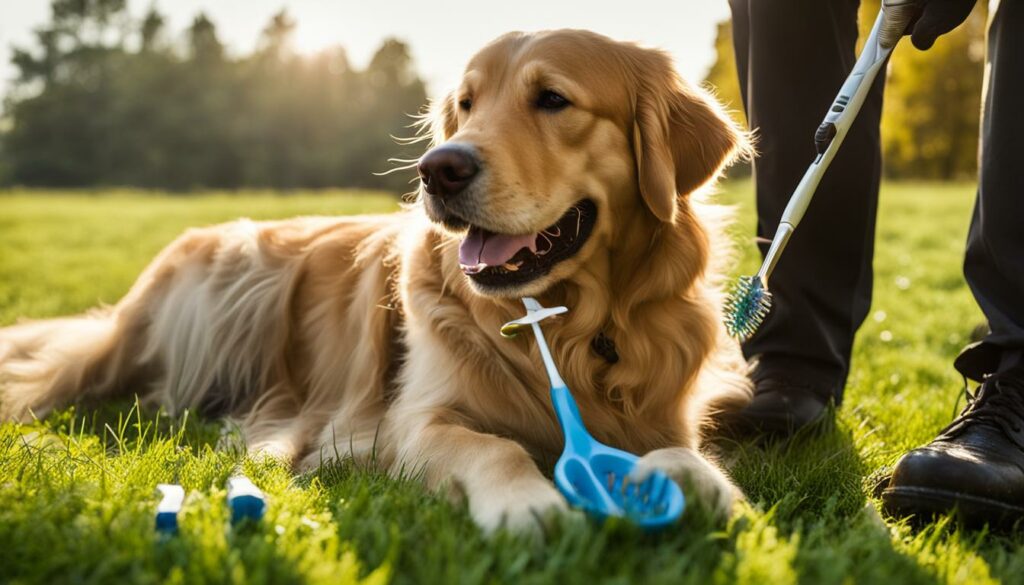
[906,0,978,50]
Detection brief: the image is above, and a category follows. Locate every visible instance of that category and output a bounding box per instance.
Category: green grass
[1,183,1022,584]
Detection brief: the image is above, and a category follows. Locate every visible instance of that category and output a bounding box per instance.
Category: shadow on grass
[717,413,1024,584]
[722,412,868,523]
[308,457,742,585]
[38,397,225,456]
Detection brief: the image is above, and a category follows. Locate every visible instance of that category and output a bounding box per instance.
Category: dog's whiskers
[374,160,420,177]
[391,133,430,146]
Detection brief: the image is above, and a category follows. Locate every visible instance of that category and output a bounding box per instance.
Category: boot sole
[882,486,1024,530]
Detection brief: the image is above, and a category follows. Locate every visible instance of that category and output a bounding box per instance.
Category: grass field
[1,182,1022,584]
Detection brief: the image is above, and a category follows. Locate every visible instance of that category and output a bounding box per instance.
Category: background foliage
[1,0,993,191]
[705,0,988,180]
[1,0,427,192]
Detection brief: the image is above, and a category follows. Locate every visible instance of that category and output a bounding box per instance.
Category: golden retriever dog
[0,30,751,533]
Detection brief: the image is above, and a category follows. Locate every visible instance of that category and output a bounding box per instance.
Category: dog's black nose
[418,145,479,198]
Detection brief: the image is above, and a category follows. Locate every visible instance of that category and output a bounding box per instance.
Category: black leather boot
[882,366,1024,528]
[720,377,831,438]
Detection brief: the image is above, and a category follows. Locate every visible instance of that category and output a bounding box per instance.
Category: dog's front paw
[630,447,742,521]
[469,477,569,535]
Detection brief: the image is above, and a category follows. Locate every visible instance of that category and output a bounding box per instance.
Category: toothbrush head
[724,275,772,341]
[500,302,568,338]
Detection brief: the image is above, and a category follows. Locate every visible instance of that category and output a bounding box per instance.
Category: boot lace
[937,370,1024,450]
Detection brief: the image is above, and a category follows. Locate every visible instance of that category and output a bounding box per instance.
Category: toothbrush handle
[530,321,566,388]
[755,3,915,281]
[550,384,592,452]
[519,299,596,450]
[780,9,890,229]
[525,315,592,448]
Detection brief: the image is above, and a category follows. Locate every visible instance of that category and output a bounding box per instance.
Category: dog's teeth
[502,262,519,272]
[460,263,486,275]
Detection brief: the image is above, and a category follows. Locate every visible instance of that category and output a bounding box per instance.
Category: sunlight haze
[0,0,729,99]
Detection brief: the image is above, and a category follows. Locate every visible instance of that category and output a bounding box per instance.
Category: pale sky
[0,0,730,99]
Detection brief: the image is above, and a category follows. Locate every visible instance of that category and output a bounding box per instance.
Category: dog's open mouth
[458,199,597,287]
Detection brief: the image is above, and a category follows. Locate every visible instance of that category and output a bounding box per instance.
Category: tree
[257,10,297,62]
[1,2,430,192]
[139,9,165,52]
[187,13,223,64]
[4,0,130,185]
[859,0,986,179]
[348,39,429,192]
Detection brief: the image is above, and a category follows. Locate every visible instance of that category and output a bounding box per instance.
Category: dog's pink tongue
[459,229,537,271]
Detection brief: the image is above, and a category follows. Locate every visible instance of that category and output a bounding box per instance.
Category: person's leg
[956,0,1024,380]
[883,1,1024,527]
[726,0,883,433]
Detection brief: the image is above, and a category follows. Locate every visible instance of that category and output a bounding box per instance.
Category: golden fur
[0,30,751,533]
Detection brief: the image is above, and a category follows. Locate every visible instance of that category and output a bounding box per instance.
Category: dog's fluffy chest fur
[377,221,718,464]
[267,214,713,467]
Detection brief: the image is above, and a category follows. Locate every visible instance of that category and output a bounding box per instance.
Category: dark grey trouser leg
[729,0,884,402]
[956,0,1024,380]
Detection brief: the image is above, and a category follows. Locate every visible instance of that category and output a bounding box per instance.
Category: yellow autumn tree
[704,20,746,127]
[860,0,986,179]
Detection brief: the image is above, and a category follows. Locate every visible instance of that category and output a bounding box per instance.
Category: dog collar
[591,332,619,364]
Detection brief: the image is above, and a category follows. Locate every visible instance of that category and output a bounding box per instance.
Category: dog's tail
[0,308,142,421]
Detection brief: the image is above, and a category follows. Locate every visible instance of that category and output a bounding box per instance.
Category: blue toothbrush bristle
[724,276,772,340]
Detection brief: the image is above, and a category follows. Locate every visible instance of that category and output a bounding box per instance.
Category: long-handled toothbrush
[724,0,921,340]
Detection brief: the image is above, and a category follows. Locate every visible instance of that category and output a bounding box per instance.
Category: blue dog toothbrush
[502,297,685,529]
[724,0,921,340]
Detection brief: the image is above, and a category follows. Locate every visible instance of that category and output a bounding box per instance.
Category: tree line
[0,0,428,192]
[2,0,988,191]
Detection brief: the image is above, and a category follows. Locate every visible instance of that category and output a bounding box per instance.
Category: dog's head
[418,29,747,297]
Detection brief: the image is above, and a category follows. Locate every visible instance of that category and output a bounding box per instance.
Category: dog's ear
[633,52,749,223]
[426,91,459,145]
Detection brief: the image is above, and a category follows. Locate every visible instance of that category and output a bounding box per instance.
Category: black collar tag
[591,332,619,364]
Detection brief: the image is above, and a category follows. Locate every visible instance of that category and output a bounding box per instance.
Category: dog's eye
[458,98,472,111]
[536,90,570,111]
